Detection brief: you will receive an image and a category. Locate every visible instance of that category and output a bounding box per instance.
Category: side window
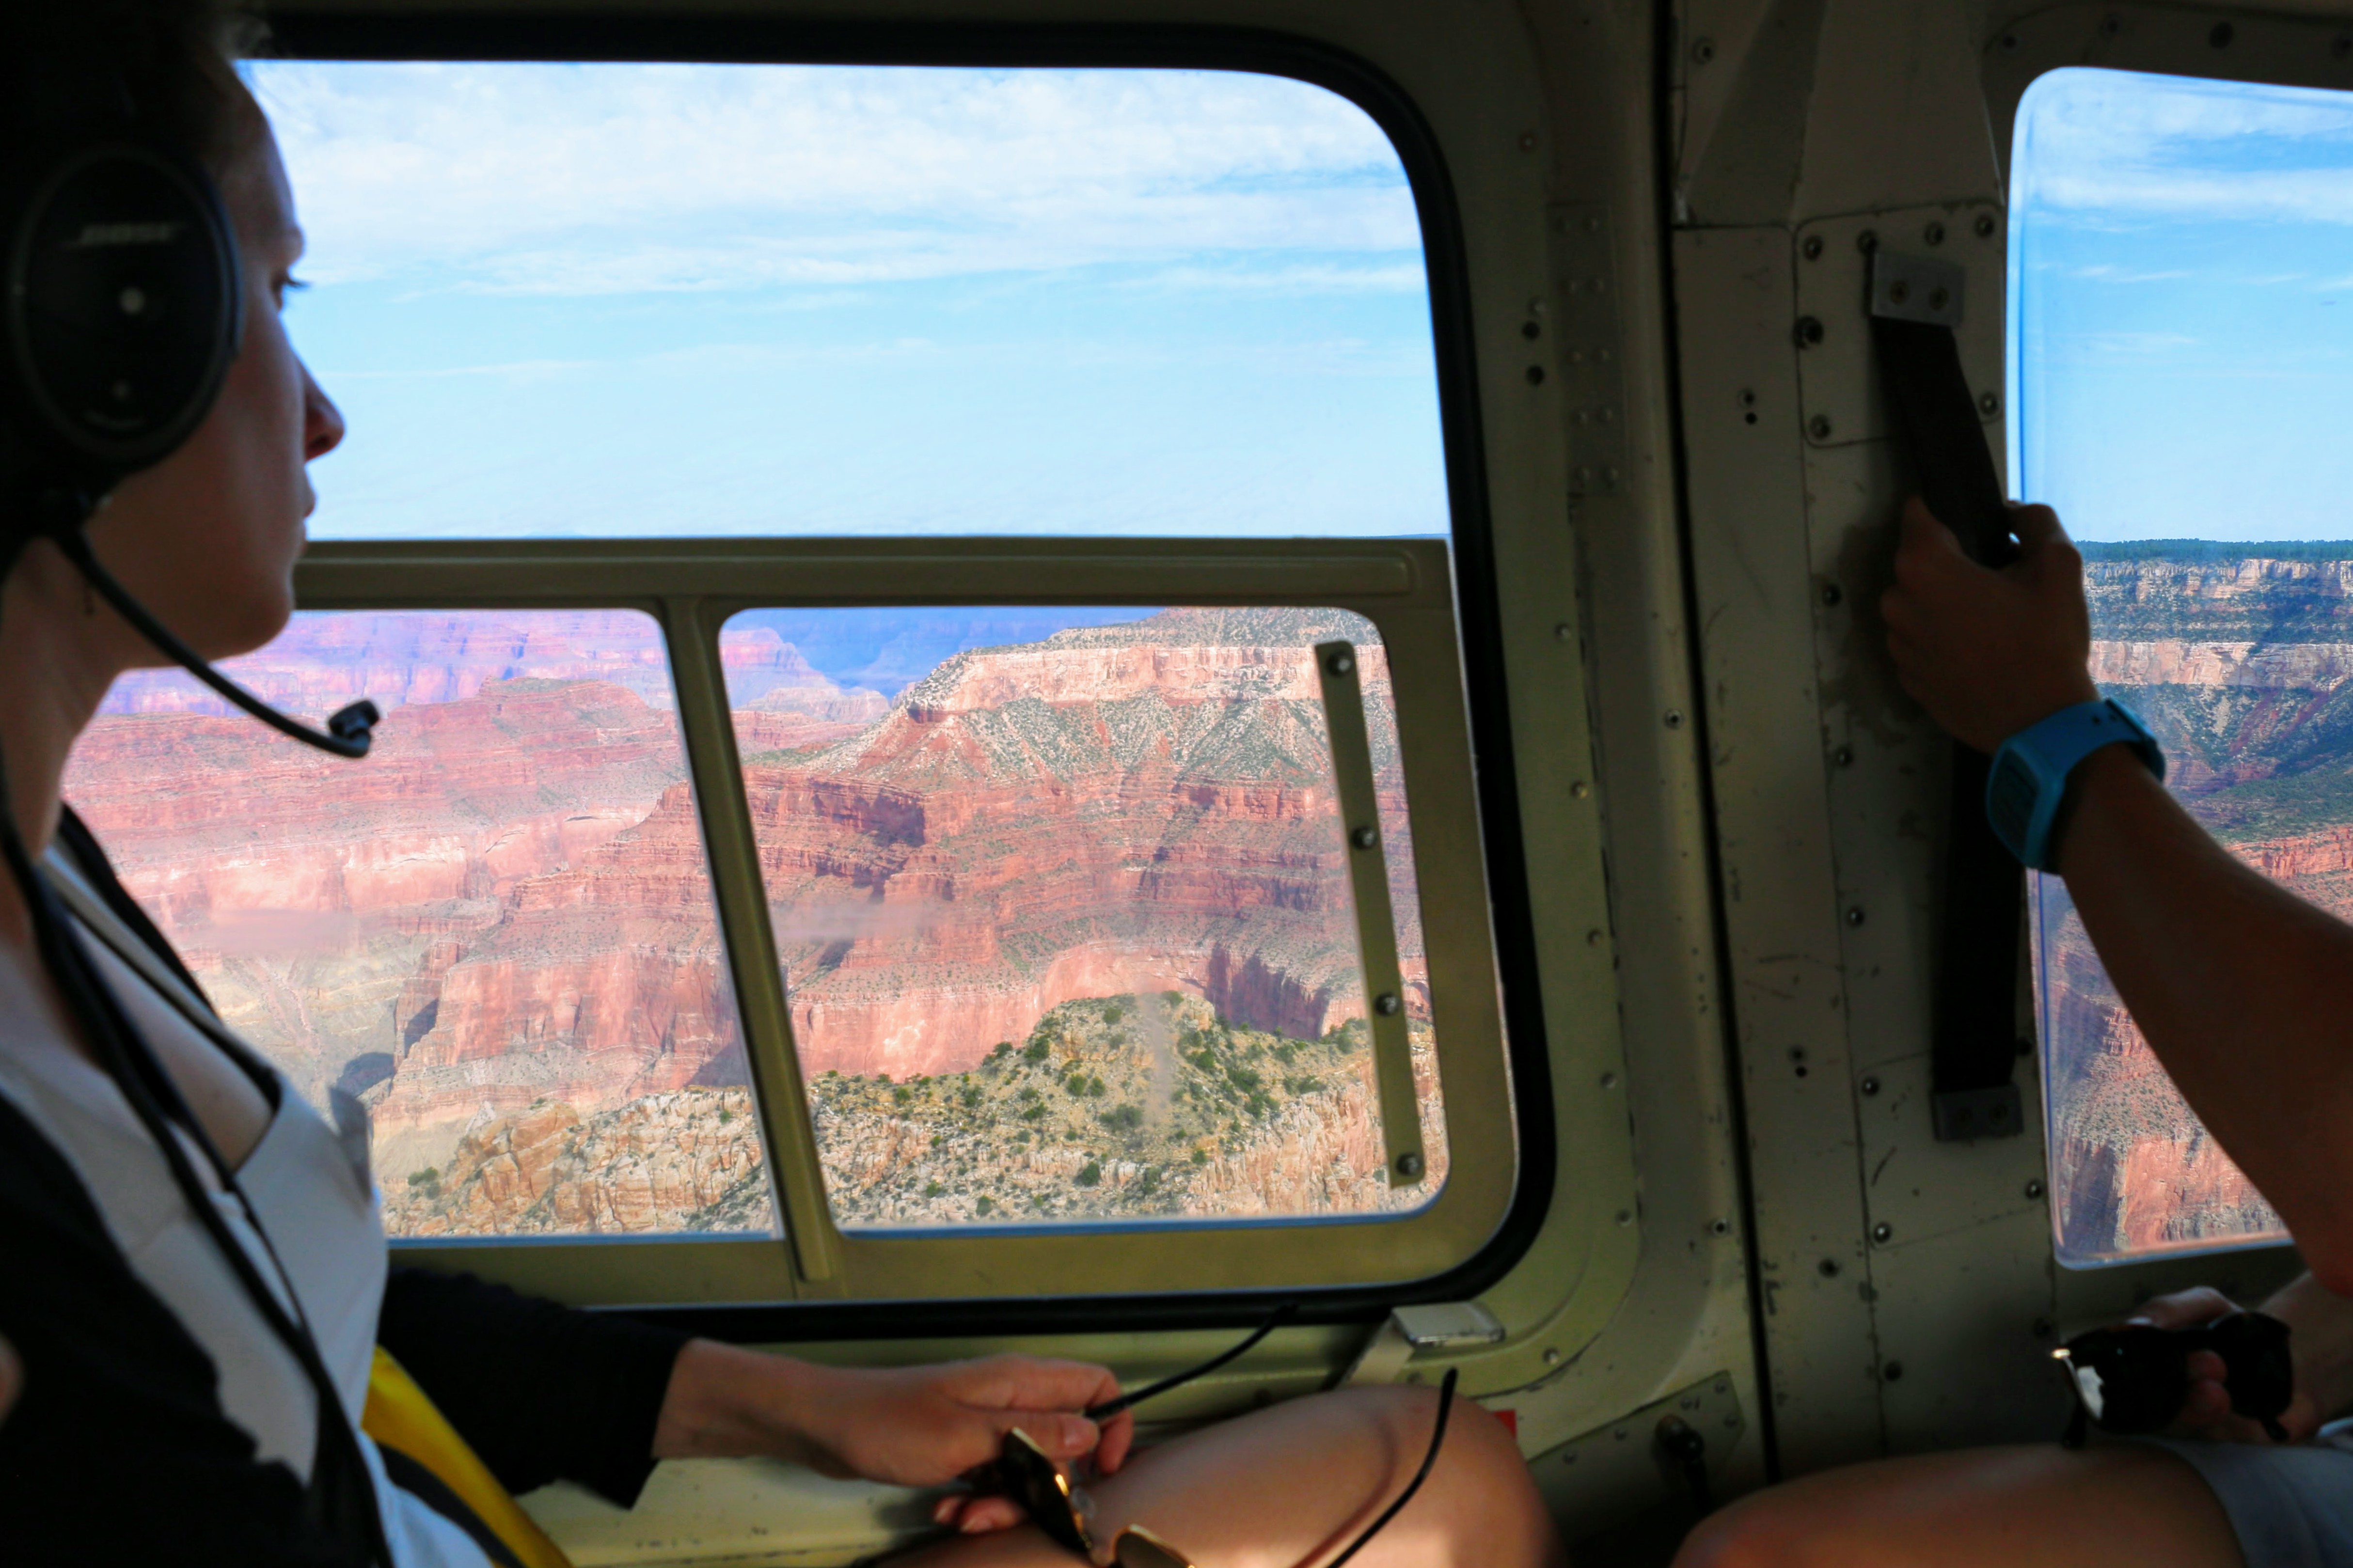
[140,52,1526,1301]
[2012,67,2353,1263]
[719,606,1444,1227]
[65,611,778,1240]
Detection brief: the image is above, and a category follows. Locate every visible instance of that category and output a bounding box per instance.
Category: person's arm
[1882,497,2353,1291]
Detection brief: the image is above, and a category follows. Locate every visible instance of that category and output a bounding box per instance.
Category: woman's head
[4,1,343,671]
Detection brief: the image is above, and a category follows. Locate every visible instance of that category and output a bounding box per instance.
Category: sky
[2010,67,2353,543]
[248,62,1447,540]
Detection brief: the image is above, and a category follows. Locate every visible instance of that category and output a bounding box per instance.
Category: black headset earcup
[4,141,242,494]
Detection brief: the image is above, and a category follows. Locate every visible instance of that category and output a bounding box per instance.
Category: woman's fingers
[2131,1286,2239,1332]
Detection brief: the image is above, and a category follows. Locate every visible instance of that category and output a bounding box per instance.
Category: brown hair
[6,0,264,172]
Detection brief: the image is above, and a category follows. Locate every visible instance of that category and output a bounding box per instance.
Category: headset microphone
[3,122,378,758]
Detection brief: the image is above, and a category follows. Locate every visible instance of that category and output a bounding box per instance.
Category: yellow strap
[363,1347,575,1568]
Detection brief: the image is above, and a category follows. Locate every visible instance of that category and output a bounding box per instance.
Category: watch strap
[1986,698,2165,871]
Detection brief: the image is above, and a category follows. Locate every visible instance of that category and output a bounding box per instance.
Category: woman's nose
[303,362,346,462]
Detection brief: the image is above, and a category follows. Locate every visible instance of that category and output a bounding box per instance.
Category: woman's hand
[652,1340,1135,1533]
[1879,497,2100,754]
[2139,1285,2323,1444]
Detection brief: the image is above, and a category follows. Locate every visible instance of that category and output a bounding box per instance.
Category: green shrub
[1076,1161,1102,1187]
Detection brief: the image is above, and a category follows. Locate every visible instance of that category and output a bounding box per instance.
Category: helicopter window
[717,604,1444,1229]
[2013,66,2353,1264]
[64,609,781,1242]
[251,60,1446,544]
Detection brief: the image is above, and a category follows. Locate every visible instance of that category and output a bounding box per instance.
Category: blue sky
[2011,68,2353,543]
[248,62,1446,540]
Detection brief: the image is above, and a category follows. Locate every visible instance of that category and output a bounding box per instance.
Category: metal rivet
[1928,286,1950,311]
[1795,315,1826,347]
[1543,1347,1561,1365]
[2210,20,2234,48]
[1527,364,1546,385]
[1664,710,1684,730]
[2335,35,2353,61]
[1599,1071,1617,1088]
[1821,582,1843,606]
[1374,993,1403,1016]
[1715,1379,1730,1396]
[1691,36,1717,63]
[1710,1218,1731,1236]
[1555,623,1575,643]
[1975,213,1998,239]
[1738,388,1758,408]
[1860,1076,1880,1097]
[1522,320,1540,340]
[111,379,132,401]
[1616,1209,1633,1226]
[1809,414,1834,440]
[1586,928,1605,947]
[1351,826,1378,850]
[1890,280,1911,305]
[118,286,146,315]
[1326,651,1355,676]
[1570,779,1590,798]
[1978,391,2001,416]
[1857,229,1879,253]
[1819,1258,1840,1277]
[2100,12,2123,38]
[1924,221,1946,247]
[1845,906,1866,926]
[1395,1151,1423,1178]
[1589,276,1606,294]
[1802,235,1823,261]
[1519,131,1537,151]
[2033,1317,2055,1338]
[1882,1361,1904,1382]
[2025,1179,2046,1200]
[2000,33,2021,54]
[1833,746,1854,768]
[1615,1427,1629,1442]
[1723,1414,1738,1429]
[1872,1222,1893,1243]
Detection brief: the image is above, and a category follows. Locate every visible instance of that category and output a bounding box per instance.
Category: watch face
[1987,750,2040,858]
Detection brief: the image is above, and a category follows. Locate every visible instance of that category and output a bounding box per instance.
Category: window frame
[254,10,1569,1330]
[1983,4,2340,1288]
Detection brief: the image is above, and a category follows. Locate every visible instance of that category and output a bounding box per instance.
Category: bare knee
[1674,1491,1826,1568]
[1350,1385,1561,1568]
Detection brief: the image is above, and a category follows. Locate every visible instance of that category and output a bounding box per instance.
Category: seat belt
[1866,248,2024,1141]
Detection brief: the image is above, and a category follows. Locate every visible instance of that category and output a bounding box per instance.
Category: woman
[0,5,1562,1565]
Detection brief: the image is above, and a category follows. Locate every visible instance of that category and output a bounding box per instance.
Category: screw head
[1975,213,1998,239]
[1395,1150,1424,1178]
[1519,130,1537,151]
[1979,391,2001,416]
[1710,1218,1731,1236]
[1526,364,1546,386]
[1821,581,1844,606]
[1856,229,1879,253]
[2335,34,2353,61]
[1802,235,1824,261]
[2210,21,2234,49]
[1691,36,1717,63]
[1522,320,1540,340]
[1664,710,1685,730]
[1833,746,1854,768]
[1543,1347,1561,1365]
[1860,1076,1880,1097]
[1872,1222,1893,1243]
[1845,905,1866,926]
[1882,1361,1904,1382]
[2100,12,2123,38]
[1925,221,1946,247]
[1351,825,1379,850]
[1796,315,1826,347]
[1374,992,1403,1016]
[1326,651,1355,676]
[2000,32,2021,54]
[1616,1209,1633,1226]
[1928,286,1950,312]
[1889,280,1911,305]
[1599,1070,1618,1088]
[1570,779,1590,798]
[1586,928,1604,947]
[1809,414,1834,440]
[1819,1258,1840,1277]
[2025,1179,2046,1200]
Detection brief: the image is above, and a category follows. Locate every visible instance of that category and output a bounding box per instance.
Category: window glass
[719,606,1446,1227]
[64,611,777,1240]
[252,61,1445,541]
[2012,67,2353,1263]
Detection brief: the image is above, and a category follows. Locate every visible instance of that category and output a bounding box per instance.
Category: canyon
[64,606,1437,1236]
[2041,546,2353,1261]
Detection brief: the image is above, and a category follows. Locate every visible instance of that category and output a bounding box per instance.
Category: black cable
[1085,1301,1297,1421]
[50,526,379,758]
[1318,1367,1457,1568]
[0,744,393,1564]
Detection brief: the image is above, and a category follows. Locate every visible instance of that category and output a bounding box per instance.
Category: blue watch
[1986,698,2165,871]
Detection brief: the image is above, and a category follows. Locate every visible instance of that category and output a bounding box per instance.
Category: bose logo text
[69,221,183,248]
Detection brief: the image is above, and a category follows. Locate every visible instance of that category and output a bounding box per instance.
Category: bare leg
[894,1385,1563,1568]
[1675,1444,2243,1568]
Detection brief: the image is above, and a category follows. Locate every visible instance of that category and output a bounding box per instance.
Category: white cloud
[249,62,1421,291]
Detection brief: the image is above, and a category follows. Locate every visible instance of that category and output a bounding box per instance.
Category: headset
[2,42,393,1566]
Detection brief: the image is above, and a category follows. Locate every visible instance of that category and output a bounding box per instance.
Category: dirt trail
[1137,991,1179,1124]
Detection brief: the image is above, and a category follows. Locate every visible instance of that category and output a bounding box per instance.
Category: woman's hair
[4,0,263,173]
